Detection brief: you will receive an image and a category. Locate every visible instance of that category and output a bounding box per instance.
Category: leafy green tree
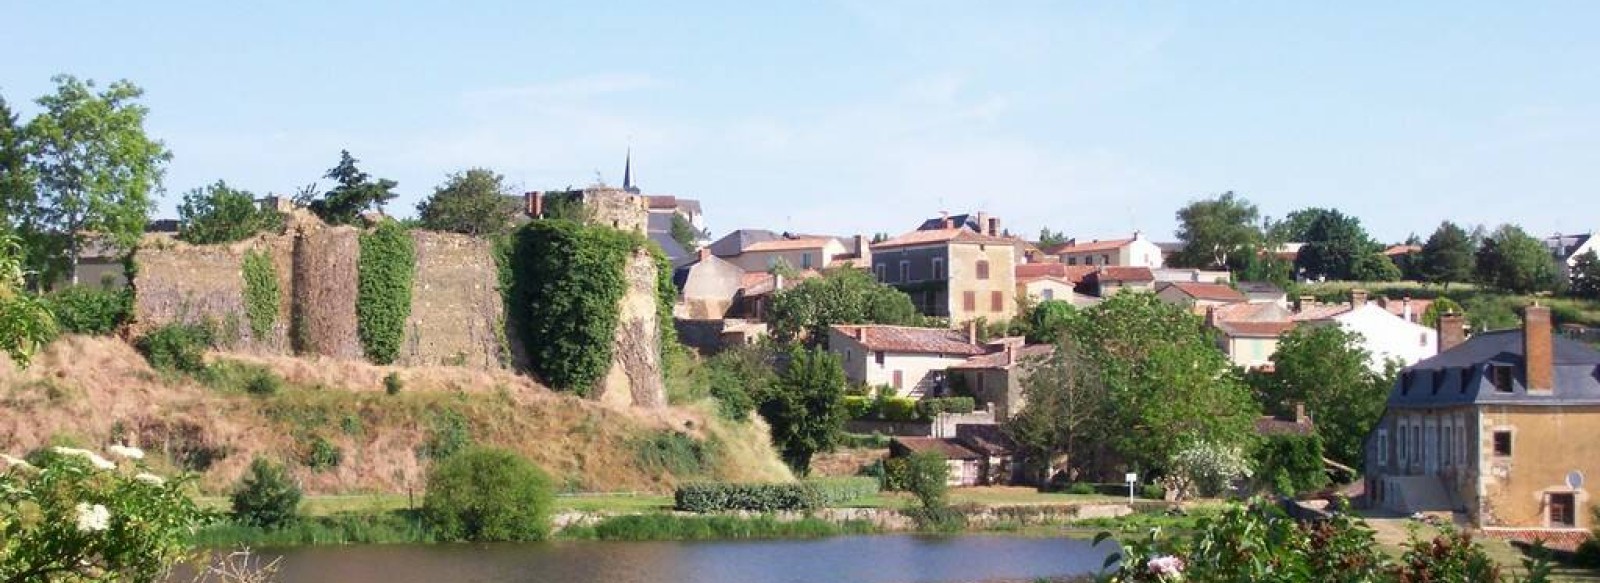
[1292,208,1376,281]
[1254,433,1329,496]
[299,150,398,225]
[767,268,919,345]
[759,347,847,475]
[1569,250,1600,300]
[0,94,42,281]
[0,232,58,366]
[423,447,554,542]
[1421,296,1465,328]
[1004,339,1109,483]
[704,345,775,421]
[416,168,519,236]
[1350,252,1402,282]
[1037,227,1069,249]
[1266,326,1395,466]
[1173,191,1261,270]
[902,451,950,509]
[1238,217,1295,286]
[1023,299,1077,344]
[1420,221,1476,288]
[1475,224,1560,294]
[176,180,284,244]
[1069,292,1259,474]
[25,76,171,285]
[669,213,706,251]
[230,457,302,529]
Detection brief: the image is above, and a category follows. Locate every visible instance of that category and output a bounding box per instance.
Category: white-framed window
[899,260,911,282]
[801,253,813,269]
[1443,425,1453,466]
[1398,420,1408,465]
[1376,429,1389,466]
[931,257,945,280]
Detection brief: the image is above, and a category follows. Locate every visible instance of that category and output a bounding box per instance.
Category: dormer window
[1401,371,1413,395]
[1490,365,1514,393]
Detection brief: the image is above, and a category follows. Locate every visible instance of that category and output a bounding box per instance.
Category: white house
[828,324,986,398]
[1545,232,1598,281]
[1045,231,1165,269]
[1293,291,1438,372]
[726,237,849,273]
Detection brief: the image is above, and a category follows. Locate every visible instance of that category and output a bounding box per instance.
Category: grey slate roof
[708,229,778,258]
[648,231,692,267]
[916,214,982,232]
[1387,330,1600,408]
[1546,233,1592,260]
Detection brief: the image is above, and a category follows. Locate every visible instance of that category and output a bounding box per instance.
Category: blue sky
[5,1,1597,243]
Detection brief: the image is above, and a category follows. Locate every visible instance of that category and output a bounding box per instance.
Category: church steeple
[622,148,638,193]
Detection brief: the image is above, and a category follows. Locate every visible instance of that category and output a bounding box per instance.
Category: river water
[241,535,1115,583]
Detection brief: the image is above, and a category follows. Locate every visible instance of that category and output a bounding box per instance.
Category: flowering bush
[1165,441,1252,500]
[0,445,210,582]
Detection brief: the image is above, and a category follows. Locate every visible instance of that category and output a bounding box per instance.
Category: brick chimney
[988,217,1001,237]
[1525,303,1553,392]
[524,191,542,218]
[854,234,872,266]
[1350,289,1368,308]
[854,326,866,342]
[1438,311,1466,353]
[1401,296,1413,322]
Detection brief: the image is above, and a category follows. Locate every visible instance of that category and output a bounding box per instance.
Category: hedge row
[842,396,977,421]
[674,479,880,513]
[356,221,415,364]
[44,287,131,335]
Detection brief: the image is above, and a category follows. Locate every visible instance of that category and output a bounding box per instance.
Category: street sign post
[1125,472,1138,503]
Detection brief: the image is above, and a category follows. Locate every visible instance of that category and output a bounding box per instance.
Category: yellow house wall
[1476,405,1600,529]
[946,242,1017,325]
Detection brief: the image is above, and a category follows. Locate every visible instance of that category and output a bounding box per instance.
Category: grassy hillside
[1294,281,1600,329]
[0,335,791,495]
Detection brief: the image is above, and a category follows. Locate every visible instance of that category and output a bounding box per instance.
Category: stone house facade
[1367,306,1600,531]
[828,324,986,398]
[871,227,1019,326]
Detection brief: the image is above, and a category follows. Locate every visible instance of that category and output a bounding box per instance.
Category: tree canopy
[416,168,519,236]
[1291,208,1376,281]
[299,150,398,225]
[1173,191,1261,270]
[669,213,704,251]
[767,268,920,345]
[1419,221,1475,287]
[23,76,170,285]
[1023,299,1078,344]
[1350,252,1402,282]
[760,347,847,475]
[1264,325,1396,466]
[176,180,284,244]
[1004,339,1109,483]
[1475,224,1559,294]
[1037,227,1069,249]
[1570,250,1600,300]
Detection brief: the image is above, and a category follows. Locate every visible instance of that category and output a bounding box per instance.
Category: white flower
[134,473,165,486]
[75,503,111,533]
[0,454,33,470]
[1147,555,1185,579]
[107,444,145,460]
[51,447,116,470]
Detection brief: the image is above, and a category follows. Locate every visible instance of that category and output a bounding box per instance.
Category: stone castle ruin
[132,189,665,408]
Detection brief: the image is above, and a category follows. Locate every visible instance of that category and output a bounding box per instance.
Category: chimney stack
[1402,296,1413,322]
[697,247,712,262]
[854,234,872,266]
[966,320,978,345]
[988,217,1001,237]
[1294,402,1307,424]
[1438,311,1466,353]
[975,212,989,234]
[1350,289,1368,308]
[854,327,866,342]
[525,191,543,218]
[1525,303,1553,392]
[1296,295,1316,313]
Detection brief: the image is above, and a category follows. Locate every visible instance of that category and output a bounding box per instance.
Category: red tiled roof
[1045,237,1135,255]
[1165,282,1247,303]
[893,437,983,460]
[1216,320,1296,338]
[1015,263,1096,283]
[646,195,678,210]
[831,325,986,356]
[954,425,1017,456]
[741,237,835,252]
[1382,244,1422,257]
[950,344,1054,369]
[1382,298,1432,324]
[1096,266,1155,282]
[739,270,820,295]
[873,228,1017,250]
[1291,303,1354,322]
[1212,302,1287,322]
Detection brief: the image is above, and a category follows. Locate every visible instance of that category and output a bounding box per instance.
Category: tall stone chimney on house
[1438,311,1466,353]
[1525,303,1553,392]
[1402,296,1413,322]
[987,217,1001,237]
[524,191,542,218]
[1350,289,1368,308]
[854,234,872,266]
[697,247,712,262]
[975,212,989,234]
[854,326,866,342]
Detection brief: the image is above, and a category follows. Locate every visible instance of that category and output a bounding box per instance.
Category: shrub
[837,432,891,449]
[356,220,415,364]
[1141,484,1167,500]
[572,513,873,541]
[880,397,919,421]
[633,432,720,477]
[301,436,342,471]
[136,323,213,373]
[704,349,763,421]
[231,457,302,530]
[1253,433,1329,497]
[197,359,282,396]
[917,396,976,418]
[673,482,825,513]
[1168,441,1252,499]
[1065,482,1097,495]
[416,409,472,460]
[881,457,912,491]
[842,395,873,419]
[44,286,130,335]
[241,249,280,340]
[902,451,950,509]
[383,372,403,395]
[422,447,554,542]
[806,477,880,506]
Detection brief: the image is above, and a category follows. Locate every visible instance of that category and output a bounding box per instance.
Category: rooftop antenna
[593,169,606,187]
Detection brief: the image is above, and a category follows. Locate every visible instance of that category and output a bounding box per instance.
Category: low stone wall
[550,502,1151,534]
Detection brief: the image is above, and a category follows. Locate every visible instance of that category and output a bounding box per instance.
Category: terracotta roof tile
[1291,304,1355,322]
[950,344,1054,369]
[1045,237,1135,255]
[1015,263,1096,283]
[1382,244,1422,257]
[646,195,678,210]
[1212,302,1288,322]
[1096,266,1155,282]
[873,228,1017,250]
[831,325,986,356]
[1216,320,1296,337]
[954,425,1017,455]
[1166,282,1247,303]
[893,437,983,460]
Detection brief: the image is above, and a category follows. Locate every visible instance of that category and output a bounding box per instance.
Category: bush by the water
[566,513,876,541]
[674,482,825,512]
[423,447,554,542]
[806,477,880,506]
[44,286,130,335]
[231,457,302,530]
[136,323,214,373]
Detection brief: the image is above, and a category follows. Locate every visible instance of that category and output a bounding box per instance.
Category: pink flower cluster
[1146,555,1185,579]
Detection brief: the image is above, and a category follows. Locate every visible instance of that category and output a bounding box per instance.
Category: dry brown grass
[0,335,791,495]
